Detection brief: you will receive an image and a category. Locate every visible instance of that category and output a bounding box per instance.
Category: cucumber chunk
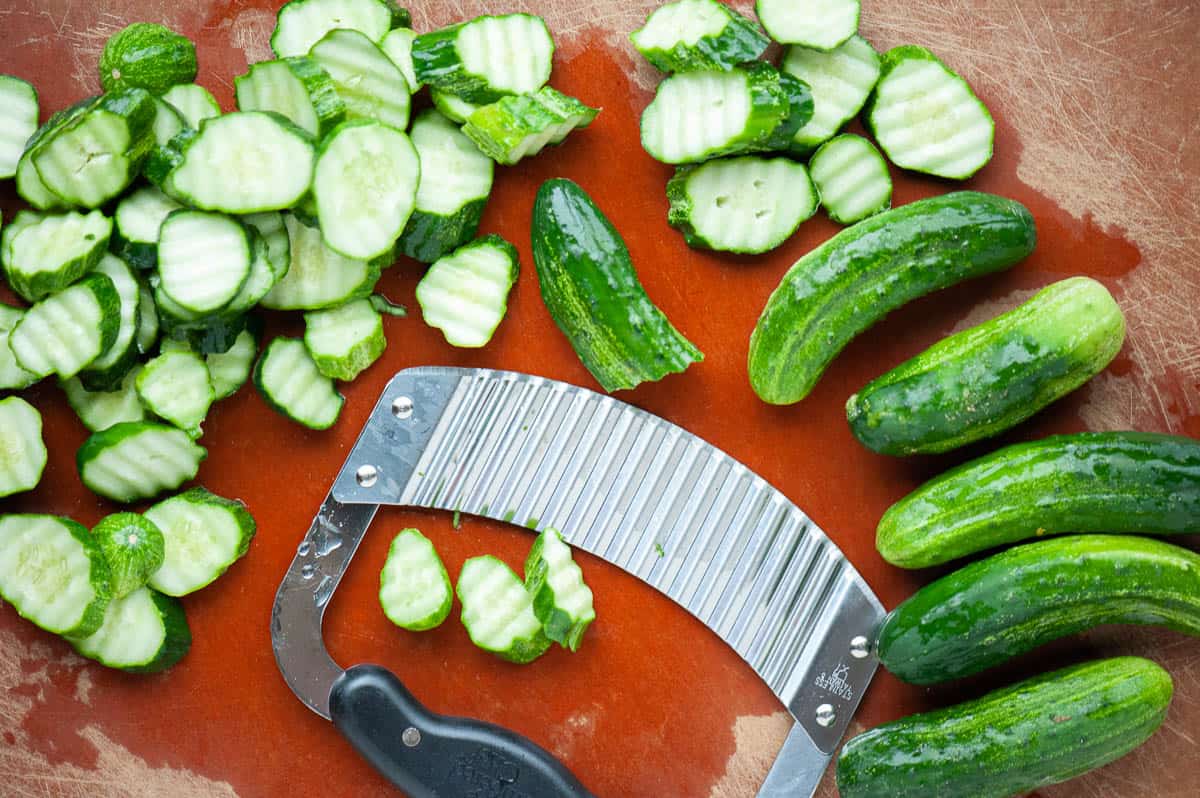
[865,45,994,180]
[399,110,493,263]
[235,56,346,138]
[379,529,452,631]
[243,211,291,278]
[271,0,409,58]
[463,87,599,166]
[1,209,112,302]
[761,72,815,150]
[631,0,770,73]
[0,397,47,498]
[524,529,595,651]
[220,230,279,316]
[77,421,206,503]
[0,305,38,391]
[100,23,198,95]
[304,298,386,381]
[135,278,159,354]
[78,254,142,391]
[780,35,880,153]
[254,337,344,429]
[0,515,110,637]
[413,14,554,105]
[808,133,892,223]
[261,214,383,310]
[416,235,519,348]
[380,27,420,91]
[160,83,220,128]
[205,328,259,400]
[667,156,817,254]
[112,185,183,270]
[9,273,120,380]
[756,0,859,50]
[145,487,256,597]
[0,75,38,179]
[309,29,411,131]
[157,210,253,314]
[63,366,146,432]
[136,350,215,438]
[313,119,419,261]
[70,587,190,673]
[151,97,187,146]
[457,555,550,664]
[430,89,480,124]
[16,98,96,211]
[93,513,166,599]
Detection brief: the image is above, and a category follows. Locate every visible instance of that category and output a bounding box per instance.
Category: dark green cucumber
[847,277,1125,455]
[877,431,1200,568]
[531,178,702,392]
[99,22,198,95]
[761,72,814,151]
[837,656,1173,798]
[877,534,1200,685]
[748,191,1036,405]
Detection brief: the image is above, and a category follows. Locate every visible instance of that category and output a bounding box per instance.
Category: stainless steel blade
[331,366,885,785]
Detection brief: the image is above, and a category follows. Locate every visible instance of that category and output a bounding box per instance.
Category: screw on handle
[329,664,593,798]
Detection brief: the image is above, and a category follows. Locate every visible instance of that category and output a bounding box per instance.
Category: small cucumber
[877,534,1200,685]
[837,656,1173,798]
[877,431,1200,569]
[99,22,198,95]
[748,191,1036,405]
[847,277,1125,455]
[93,513,166,599]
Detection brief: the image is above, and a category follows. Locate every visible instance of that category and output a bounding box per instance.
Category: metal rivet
[402,726,421,747]
[850,635,870,659]
[392,396,414,419]
[815,704,836,727]
[355,464,378,488]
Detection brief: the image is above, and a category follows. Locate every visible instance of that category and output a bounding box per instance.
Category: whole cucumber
[836,656,1173,798]
[877,431,1200,568]
[847,277,1124,455]
[748,191,1036,405]
[877,534,1200,685]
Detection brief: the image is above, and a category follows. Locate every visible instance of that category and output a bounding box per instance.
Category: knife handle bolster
[330,664,592,798]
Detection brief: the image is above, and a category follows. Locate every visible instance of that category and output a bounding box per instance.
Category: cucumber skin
[878,431,1200,568]
[99,23,198,95]
[632,4,770,72]
[398,200,486,264]
[93,513,165,599]
[878,535,1200,685]
[847,277,1125,456]
[748,191,1036,405]
[531,178,703,392]
[761,73,813,151]
[524,530,594,651]
[412,15,553,105]
[836,656,1172,798]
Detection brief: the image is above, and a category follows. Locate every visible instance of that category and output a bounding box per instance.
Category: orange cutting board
[1,2,1197,796]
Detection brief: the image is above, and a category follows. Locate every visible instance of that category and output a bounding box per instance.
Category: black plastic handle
[330,664,593,798]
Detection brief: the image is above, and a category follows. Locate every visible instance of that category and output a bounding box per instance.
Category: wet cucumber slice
[145,487,256,597]
[378,529,452,631]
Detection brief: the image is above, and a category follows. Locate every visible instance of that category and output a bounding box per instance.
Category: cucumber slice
[100,23,198,95]
[112,185,182,270]
[136,350,215,438]
[151,97,187,146]
[416,235,519,348]
[142,126,197,192]
[309,29,411,131]
[398,110,493,263]
[16,98,97,211]
[756,0,859,50]
[463,87,599,166]
[631,0,770,73]
[761,72,815,150]
[205,327,258,400]
[234,56,346,138]
[2,209,111,302]
[254,337,344,428]
[524,529,595,651]
[135,278,160,354]
[271,0,409,58]
[145,488,256,596]
[93,513,165,599]
[9,273,120,379]
[158,210,253,314]
[304,298,385,381]
[780,35,881,153]
[63,366,146,432]
[640,63,789,164]
[0,515,110,637]
[70,587,190,673]
[667,156,817,254]
[218,230,279,317]
[0,397,47,498]
[430,89,480,124]
[77,254,141,391]
[243,211,291,278]
[313,119,419,260]
[865,45,995,180]
[413,14,554,105]
[809,133,892,223]
[456,555,550,664]
[160,83,220,128]
[33,88,156,208]
[0,75,38,179]
[167,112,316,213]
[0,305,38,391]
[378,529,452,631]
[379,27,420,91]
[261,214,383,310]
[77,421,206,503]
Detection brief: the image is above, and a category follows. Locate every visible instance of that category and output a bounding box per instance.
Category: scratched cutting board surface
[1,1,1198,796]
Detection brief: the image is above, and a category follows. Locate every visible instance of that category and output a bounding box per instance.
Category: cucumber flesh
[158,210,252,314]
[135,278,160,354]
[93,512,165,599]
[234,56,346,138]
[380,28,420,91]
[243,211,291,278]
[145,487,256,597]
[304,298,386,381]
[77,254,142,393]
[70,586,190,673]
[0,75,38,179]
[76,421,206,503]
[430,89,480,124]
[310,29,411,131]
[808,133,892,223]
[152,98,187,146]
[524,529,595,651]
[271,0,408,58]
[9,273,120,380]
[161,83,220,129]
[456,555,550,664]
[378,529,452,631]
[413,14,554,105]
[2,209,112,302]
[113,185,182,270]
[0,305,38,391]
[0,397,47,498]
[261,214,383,310]
[205,328,258,400]
[756,0,859,50]
[136,350,215,438]
[63,366,146,432]
[631,0,769,73]
[780,36,880,152]
[416,235,519,348]
[254,337,344,429]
